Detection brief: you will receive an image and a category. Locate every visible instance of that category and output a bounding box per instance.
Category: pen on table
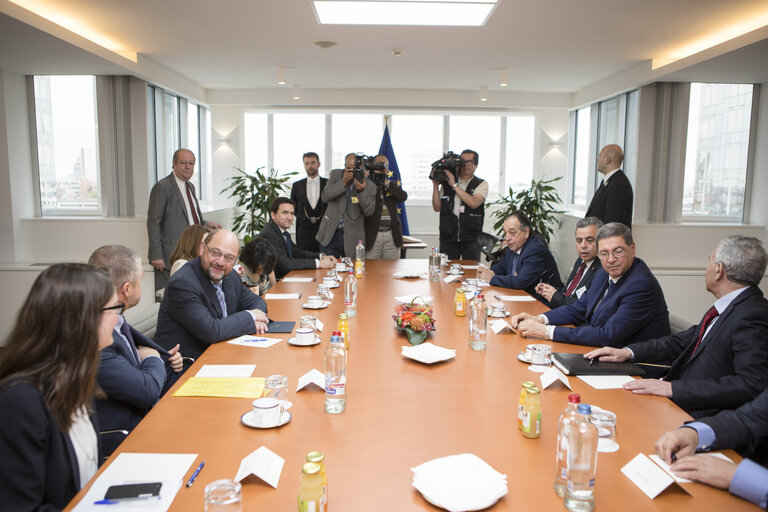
[243,338,268,343]
[494,295,503,303]
[589,358,596,366]
[186,460,205,487]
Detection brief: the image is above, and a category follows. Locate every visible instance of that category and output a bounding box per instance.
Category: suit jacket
[0,379,100,511]
[630,286,768,419]
[585,170,633,228]
[259,220,320,280]
[147,173,204,266]
[364,180,408,249]
[96,325,177,456]
[290,177,328,251]
[488,235,564,304]
[548,258,601,308]
[545,258,670,347]
[316,169,377,257]
[701,387,768,466]
[155,257,268,359]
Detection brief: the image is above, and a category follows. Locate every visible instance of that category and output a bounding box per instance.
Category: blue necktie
[283,231,293,258]
[510,252,519,276]
[213,282,228,317]
[119,318,141,365]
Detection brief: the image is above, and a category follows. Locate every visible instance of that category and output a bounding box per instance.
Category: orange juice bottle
[337,314,350,350]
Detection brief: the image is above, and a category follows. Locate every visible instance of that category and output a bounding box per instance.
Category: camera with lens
[352,153,386,183]
[429,151,461,185]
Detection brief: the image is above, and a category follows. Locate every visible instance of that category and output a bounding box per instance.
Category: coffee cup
[296,327,315,344]
[252,397,284,426]
[307,295,323,308]
[323,277,337,288]
[490,303,506,317]
[450,263,462,274]
[335,262,346,272]
[531,345,552,366]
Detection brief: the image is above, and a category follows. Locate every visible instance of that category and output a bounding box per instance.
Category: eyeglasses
[206,245,238,264]
[102,302,125,315]
[597,247,627,260]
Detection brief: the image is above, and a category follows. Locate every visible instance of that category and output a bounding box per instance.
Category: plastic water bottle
[429,247,441,282]
[554,393,582,497]
[468,294,487,350]
[344,270,357,317]
[324,334,347,414]
[354,240,365,278]
[564,404,599,512]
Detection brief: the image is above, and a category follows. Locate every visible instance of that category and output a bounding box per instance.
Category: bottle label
[521,410,530,430]
[298,498,318,512]
[589,478,595,488]
[326,379,346,396]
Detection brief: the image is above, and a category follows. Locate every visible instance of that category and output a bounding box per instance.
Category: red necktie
[564,262,587,296]
[185,182,201,225]
[690,306,719,358]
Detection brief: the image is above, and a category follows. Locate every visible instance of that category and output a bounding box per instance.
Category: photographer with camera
[363,155,408,259]
[431,149,487,261]
[316,152,376,258]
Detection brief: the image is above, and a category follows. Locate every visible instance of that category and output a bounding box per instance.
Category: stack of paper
[401,343,456,364]
[411,453,508,512]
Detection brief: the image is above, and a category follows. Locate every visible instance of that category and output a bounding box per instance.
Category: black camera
[352,153,386,183]
[429,151,461,184]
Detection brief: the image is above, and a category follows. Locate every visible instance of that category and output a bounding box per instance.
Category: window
[273,113,326,178]
[505,116,535,192]
[243,113,269,172]
[33,75,101,213]
[330,114,382,168]
[682,83,753,220]
[448,115,501,196]
[571,106,591,206]
[390,115,443,200]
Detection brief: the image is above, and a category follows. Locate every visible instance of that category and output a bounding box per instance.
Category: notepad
[264,293,301,300]
[173,377,265,398]
[282,277,314,283]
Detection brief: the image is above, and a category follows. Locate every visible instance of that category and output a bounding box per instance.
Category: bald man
[585,144,633,228]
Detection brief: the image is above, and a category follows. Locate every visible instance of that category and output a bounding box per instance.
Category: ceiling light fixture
[312,40,338,49]
[293,85,301,100]
[277,67,287,85]
[499,69,509,87]
[480,86,488,102]
[313,0,498,26]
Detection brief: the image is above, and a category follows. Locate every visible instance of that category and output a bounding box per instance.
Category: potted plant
[221,167,298,242]
[487,176,565,244]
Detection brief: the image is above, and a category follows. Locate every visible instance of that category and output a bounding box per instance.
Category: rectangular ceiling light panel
[314,0,498,26]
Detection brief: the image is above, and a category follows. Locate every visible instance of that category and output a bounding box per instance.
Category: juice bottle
[521,386,542,439]
[454,288,467,317]
[337,314,350,350]
[518,381,535,430]
[354,240,364,278]
[306,452,327,512]
[298,462,323,511]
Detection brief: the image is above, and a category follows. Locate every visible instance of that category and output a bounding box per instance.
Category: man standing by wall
[364,155,408,259]
[585,144,633,227]
[290,152,327,252]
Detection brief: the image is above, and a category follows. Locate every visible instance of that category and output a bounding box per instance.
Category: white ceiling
[1,0,767,98]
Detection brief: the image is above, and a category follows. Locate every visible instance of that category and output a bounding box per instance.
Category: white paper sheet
[443,275,460,283]
[621,453,680,500]
[315,319,324,332]
[649,453,733,484]
[296,369,325,391]
[282,277,314,282]
[577,374,635,389]
[497,295,537,302]
[227,335,283,348]
[540,366,572,390]
[264,293,301,300]
[234,446,285,488]
[195,365,256,378]
[72,453,197,512]
[490,319,512,334]
[461,265,480,270]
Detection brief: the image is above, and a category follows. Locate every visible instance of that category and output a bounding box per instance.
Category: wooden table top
[67,259,760,511]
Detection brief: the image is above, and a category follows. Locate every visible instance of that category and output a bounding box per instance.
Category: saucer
[288,335,322,346]
[241,410,292,429]
[302,301,330,310]
[488,311,510,318]
[447,270,464,276]
[517,352,533,364]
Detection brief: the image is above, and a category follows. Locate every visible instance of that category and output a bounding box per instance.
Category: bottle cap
[577,404,592,415]
[477,294,484,299]
[332,330,341,336]
[522,381,535,388]
[527,386,541,395]
[338,313,348,320]
[302,462,321,475]
[567,393,581,404]
[306,451,325,463]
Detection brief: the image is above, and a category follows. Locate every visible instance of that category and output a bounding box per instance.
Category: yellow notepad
[173,377,265,398]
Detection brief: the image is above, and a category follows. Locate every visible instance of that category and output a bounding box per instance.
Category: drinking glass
[264,374,288,401]
[204,479,241,512]
[590,410,617,450]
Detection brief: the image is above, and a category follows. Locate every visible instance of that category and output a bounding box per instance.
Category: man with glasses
[432,149,487,261]
[585,235,768,419]
[510,222,669,347]
[156,229,268,359]
[88,245,184,456]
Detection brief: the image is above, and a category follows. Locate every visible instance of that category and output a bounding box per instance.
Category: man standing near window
[432,149,487,261]
[147,149,221,291]
[364,155,408,259]
[290,152,328,252]
[585,144,633,228]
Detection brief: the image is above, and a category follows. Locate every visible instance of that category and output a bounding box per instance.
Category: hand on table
[518,319,548,339]
[535,283,556,301]
[671,455,737,490]
[623,378,673,397]
[655,427,698,465]
[254,320,268,334]
[477,265,494,282]
[166,344,183,373]
[583,346,632,363]
[510,312,540,329]
[319,254,336,268]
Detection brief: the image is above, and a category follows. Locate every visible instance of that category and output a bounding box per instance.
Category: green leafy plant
[221,167,298,242]
[488,176,565,244]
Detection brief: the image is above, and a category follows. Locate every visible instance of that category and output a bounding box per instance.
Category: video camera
[429,151,462,185]
[352,153,386,183]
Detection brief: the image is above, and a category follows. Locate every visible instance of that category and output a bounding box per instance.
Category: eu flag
[377,125,410,236]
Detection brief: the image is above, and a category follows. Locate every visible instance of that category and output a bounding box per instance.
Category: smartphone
[104,482,162,500]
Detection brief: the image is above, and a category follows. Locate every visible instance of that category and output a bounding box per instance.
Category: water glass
[317,285,332,300]
[300,315,317,331]
[204,479,242,512]
[590,410,617,447]
[264,374,288,400]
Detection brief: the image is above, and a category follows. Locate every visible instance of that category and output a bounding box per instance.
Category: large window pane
[448,115,500,197]
[597,97,621,189]
[505,115,535,192]
[34,75,101,212]
[274,114,326,179]
[389,115,443,200]
[163,92,179,177]
[683,83,753,220]
[571,107,591,205]
[186,102,201,196]
[623,90,639,183]
[331,114,382,168]
[244,113,269,172]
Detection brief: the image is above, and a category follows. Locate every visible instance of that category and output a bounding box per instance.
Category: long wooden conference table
[68,259,759,511]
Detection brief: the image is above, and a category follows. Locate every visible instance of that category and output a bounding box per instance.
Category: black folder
[552,352,646,376]
[265,321,295,334]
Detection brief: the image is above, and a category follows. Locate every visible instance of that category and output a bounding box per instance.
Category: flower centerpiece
[393,297,436,346]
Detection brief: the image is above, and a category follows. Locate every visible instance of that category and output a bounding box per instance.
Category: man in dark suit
[155,229,268,359]
[654,388,768,508]
[316,153,377,258]
[536,217,603,307]
[586,235,768,419]
[259,197,336,280]
[88,245,184,456]
[585,144,633,228]
[477,211,563,304]
[512,222,670,347]
[290,152,328,252]
[364,155,408,259]
[147,148,221,291]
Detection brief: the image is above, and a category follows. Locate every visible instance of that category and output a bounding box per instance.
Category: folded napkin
[401,343,456,364]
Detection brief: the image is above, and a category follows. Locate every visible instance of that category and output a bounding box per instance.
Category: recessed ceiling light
[313,0,498,26]
[312,40,338,49]
[277,67,287,85]
[499,68,509,87]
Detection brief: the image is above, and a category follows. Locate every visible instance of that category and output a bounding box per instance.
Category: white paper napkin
[401,342,456,364]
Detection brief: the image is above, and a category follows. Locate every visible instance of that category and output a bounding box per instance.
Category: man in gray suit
[147,149,221,291]
[316,153,377,258]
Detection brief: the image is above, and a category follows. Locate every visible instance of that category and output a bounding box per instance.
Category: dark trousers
[297,226,321,252]
[320,229,345,259]
[440,240,480,262]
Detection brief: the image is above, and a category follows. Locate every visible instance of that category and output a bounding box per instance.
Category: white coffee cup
[450,263,462,274]
[531,345,552,366]
[323,277,337,288]
[307,295,323,307]
[296,327,315,344]
[335,262,346,272]
[252,397,284,426]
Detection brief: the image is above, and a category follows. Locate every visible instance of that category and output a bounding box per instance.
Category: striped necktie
[213,282,228,317]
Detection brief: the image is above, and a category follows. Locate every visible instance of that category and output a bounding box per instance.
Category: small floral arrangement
[393,298,435,345]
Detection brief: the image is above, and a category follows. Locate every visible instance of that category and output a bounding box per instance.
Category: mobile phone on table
[104,482,162,500]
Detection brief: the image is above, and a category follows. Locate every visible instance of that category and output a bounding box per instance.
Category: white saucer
[488,311,510,318]
[241,410,292,429]
[327,283,340,289]
[447,270,464,276]
[517,352,532,364]
[288,335,322,346]
[302,301,330,309]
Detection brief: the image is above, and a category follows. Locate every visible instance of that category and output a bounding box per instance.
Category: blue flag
[377,125,410,236]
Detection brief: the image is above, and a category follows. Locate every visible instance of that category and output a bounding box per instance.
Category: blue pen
[243,338,268,343]
[94,499,118,505]
[186,460,205,487]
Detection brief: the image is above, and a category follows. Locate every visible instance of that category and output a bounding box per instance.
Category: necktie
[510,252,519,276]
[213,282,228,318]
[283,231,293,258]
[689,306,719,358]
[185,182,201,225]
[119,318,141,365]
[564,262,587,296]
